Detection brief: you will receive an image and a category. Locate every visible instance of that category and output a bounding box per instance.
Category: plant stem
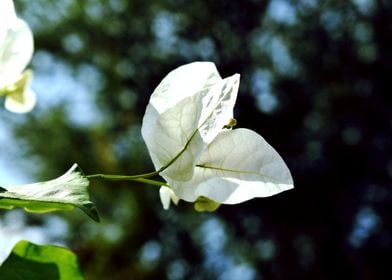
[132,178,169,187]
[86,170,160,180]
[86,171,169,187]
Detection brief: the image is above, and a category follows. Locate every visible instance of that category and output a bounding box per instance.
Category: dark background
[1,0,391,279]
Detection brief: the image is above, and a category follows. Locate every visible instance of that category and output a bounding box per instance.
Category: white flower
[0,164,99,222]
[159,186,180,210]
[0,0,36,113]
[142,62,293,208]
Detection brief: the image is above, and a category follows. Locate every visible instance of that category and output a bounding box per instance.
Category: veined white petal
[197,73,239,144]
[0,18,34,88]
[142,62,220,179]
[142,62,239,181]
[170,128,294,203]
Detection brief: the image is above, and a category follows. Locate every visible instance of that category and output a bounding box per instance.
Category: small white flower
[159,186,180,210]
[142,62,294,208]
[0,0,36,113]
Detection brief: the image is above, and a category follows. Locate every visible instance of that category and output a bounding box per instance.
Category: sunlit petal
[159,186,179,210]
[0,18,34,88]
[0,0,16,43]
[170,129,294,203]
[4,70,36,113]
[0,164,99,222]
[142,62,239,181]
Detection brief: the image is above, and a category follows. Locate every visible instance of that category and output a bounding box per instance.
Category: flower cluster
[0,0,35,113]
[142,62,294,210]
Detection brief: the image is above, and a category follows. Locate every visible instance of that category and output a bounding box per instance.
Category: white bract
[159,186,180,210]
[0,0,36,113]
[142,62,294,209]
[0,164,99,222]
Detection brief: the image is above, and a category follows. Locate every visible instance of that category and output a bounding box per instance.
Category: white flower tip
[171,193,180,206]
[0,0,17,25]
[159,186,172,210]
[176,61,218,73]
[4,70,36,114]
[5,88,36,113]
[159,186,180,210]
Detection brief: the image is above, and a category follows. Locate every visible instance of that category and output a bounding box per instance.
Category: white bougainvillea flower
[0,0,36,113]
[142,62,293,208]
[0,164,99,222]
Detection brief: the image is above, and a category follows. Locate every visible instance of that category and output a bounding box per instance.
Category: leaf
[0,240,84,280]
[142,62,240,181]
[169,128,294,204]
[0,164,100,222]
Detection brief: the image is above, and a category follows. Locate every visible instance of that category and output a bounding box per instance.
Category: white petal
[170,128,294,203]
[142,62,239,181]
[5,87,36,113]
[0,0,17,41]
[6,164,89,202]
[197,73,240,144]
[0,0,16,21]
[146,62,221,114]
[159,186,173,210]
[1,164,100,222]
[0,18,34,88]
[4,70,36,113]
[170,191,180,205]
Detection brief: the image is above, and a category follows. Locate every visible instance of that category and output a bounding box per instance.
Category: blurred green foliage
[1,0,391,279]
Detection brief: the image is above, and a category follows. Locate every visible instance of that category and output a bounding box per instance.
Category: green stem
[132,178,169,187]
[86,170,159,181]
[88,165,173,183]
[87,173,168,186]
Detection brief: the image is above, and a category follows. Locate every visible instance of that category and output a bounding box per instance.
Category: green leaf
[0,164,99,222]
[0,240,84,280]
